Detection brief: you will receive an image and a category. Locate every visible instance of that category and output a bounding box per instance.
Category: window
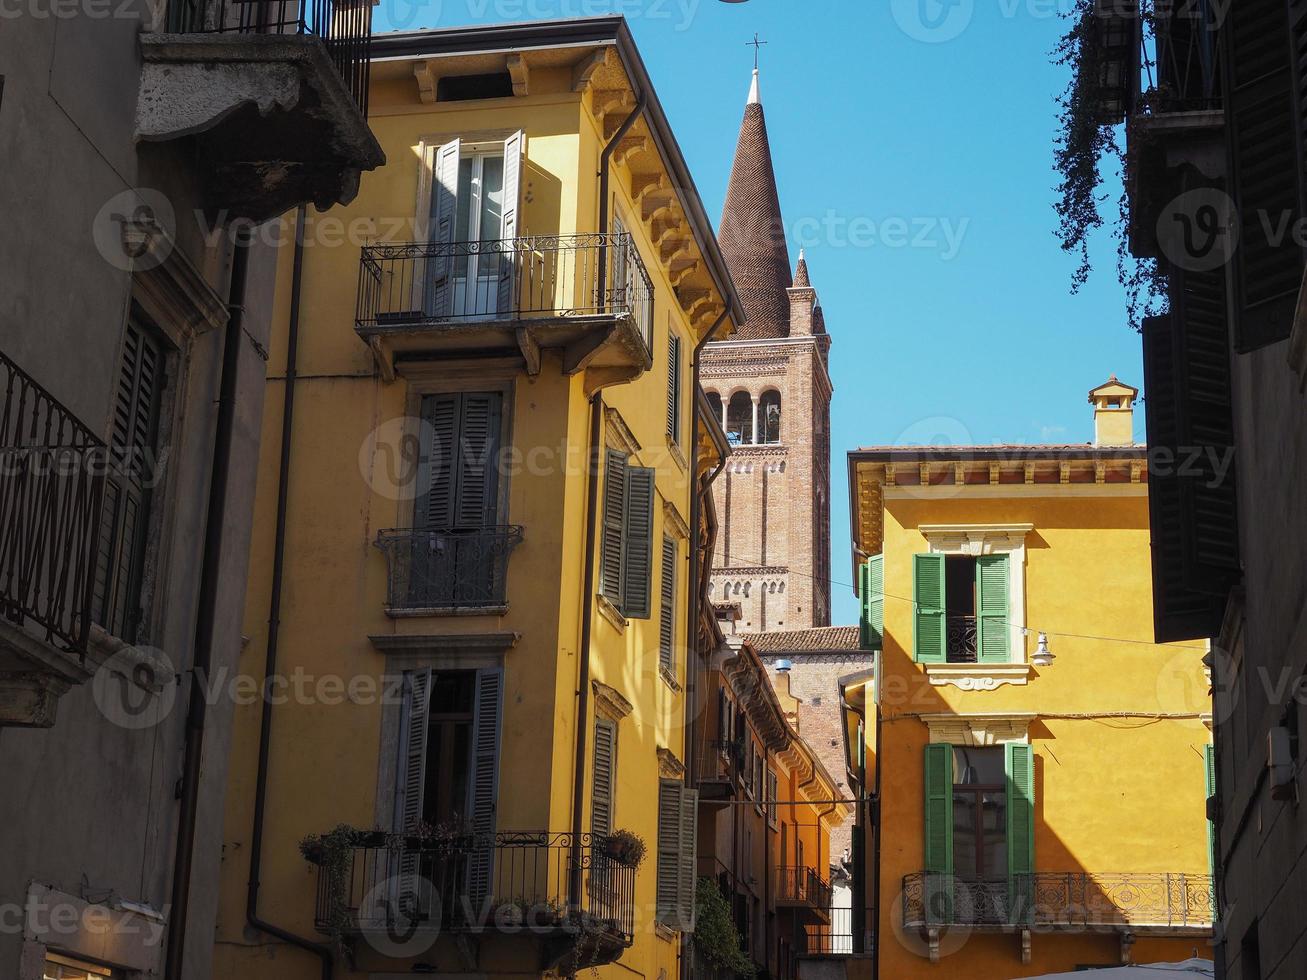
[427,133,522,319]
[600,449,656,619]
[666,331,683,445]
[436,72,514,101]
[759,390,781,444]
[592,719,617,838]
[93,316,164,642]
[913,553,1011,664]
[706,391,723,429]
[726,392,753,446]
[656,779,698,931]
[43,955,115,979]
[658,536,677,680]
[859,555,884,651]
[766,768,779,828]
[948,747,1008,881]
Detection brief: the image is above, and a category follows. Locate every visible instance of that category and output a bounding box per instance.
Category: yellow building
[214,18,749,979]
[846,380,1215,978]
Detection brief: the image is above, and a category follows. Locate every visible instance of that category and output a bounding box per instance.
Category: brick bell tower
[703,66,834,632]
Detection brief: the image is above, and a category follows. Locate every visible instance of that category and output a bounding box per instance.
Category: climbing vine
[691,877,756,979]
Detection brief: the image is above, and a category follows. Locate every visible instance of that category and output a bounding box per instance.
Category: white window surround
[918,712,1037,746]
[919,523,1034,691]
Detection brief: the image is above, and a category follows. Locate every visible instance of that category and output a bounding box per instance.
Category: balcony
[312,831,635,972]
[774,867,833,921]
[375,527,523,617]
[946,614,978,664]
[355,235,655,386]
[0,351,105,726]
[137,0,384,221]
[696,739,739,805]
[901,872,1213,933]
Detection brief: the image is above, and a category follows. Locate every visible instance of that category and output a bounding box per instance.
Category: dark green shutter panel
[396,668,432,914]
[622,466,656,619]
[923,744,953,873]
[667,332,682,443]
[659,536,676,675]
[1142,314,1230,642]
[976,554,1010,664]
[913,554,946,663]
[859,555,884,651]
[1224,0,1302,351]
[452,392,502,528]
[600,450,627,602]
[678,786,699,932]
[1006,743,1035,923]
[592,720,617,838]
[656,780,683,926]
[466,668,503,908]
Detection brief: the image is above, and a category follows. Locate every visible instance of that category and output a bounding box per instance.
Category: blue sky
[373,0,1134,624]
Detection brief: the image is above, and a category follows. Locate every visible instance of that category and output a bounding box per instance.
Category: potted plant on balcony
[601,829,646,869]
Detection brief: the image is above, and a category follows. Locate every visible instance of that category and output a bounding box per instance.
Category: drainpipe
[164,227,250,980]
[870,700,883,976]
[569,392,605,909]
[245,206,335,980]
[596,95,647,311]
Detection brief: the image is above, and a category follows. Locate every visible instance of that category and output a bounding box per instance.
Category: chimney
[1087,375,1139,447]
[788,249,816,336]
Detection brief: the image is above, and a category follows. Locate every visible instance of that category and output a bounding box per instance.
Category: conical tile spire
[719,67,793,340]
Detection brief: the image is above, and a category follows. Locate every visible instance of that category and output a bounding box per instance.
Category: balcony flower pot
[601,830,646,869]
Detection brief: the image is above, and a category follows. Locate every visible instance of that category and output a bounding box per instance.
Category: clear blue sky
[373,0,1135,625]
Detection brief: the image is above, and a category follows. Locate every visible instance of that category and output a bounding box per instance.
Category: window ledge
[597,594,628,632]
[658,665,682,691]
[923,662,1032,691]
[654,922,678,943]
[385,605,508,619]
[666,435,688,473]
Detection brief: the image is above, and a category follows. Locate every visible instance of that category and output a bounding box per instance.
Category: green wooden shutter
[679,786,699,932]
[656,779,683,926]
[860,555,885,651]
[667,332,682,444]
[659,535,677,676]
[622,466,656,619]
[466,668,503,909]
[600,450,627,603]
[1006,743,1035,924]
[1224,0,1302,351]
[592,719,617,838]
[913,554,946,663]
[923,744,953,873]
[976,554,1011,664]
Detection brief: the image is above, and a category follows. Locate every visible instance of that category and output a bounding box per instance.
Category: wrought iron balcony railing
[0,351,104,656]
[902,872,1214,930]
[1095,1,1222,120]
[357,234,655,355]
[946,614,978,663]
[375,527,523,613]
[775,866,833,914]
[313,831,636,948]
[167,0,373,115]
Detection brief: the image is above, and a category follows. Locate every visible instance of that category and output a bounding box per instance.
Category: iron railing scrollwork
[0,351,104,656]
[376,527,523,612]
[946,614,978,663]
[357,234,655,356]
[169,0,373,116]
[901,872,1214,930]
[314,831,636,943]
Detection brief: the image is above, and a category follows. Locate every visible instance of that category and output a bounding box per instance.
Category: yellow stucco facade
[849,388,1215,978]
[213,20,751,980]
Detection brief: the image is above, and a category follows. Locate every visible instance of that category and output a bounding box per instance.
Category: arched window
[726,392,754,445]
[706,391,723,429]
[760,390,781,445]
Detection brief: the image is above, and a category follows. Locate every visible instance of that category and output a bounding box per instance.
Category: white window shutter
[426,138,461,316]
[497,130,524,314]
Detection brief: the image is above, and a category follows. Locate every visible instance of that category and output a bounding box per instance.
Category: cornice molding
[917,712,1038,745]
[592,679,634,721]
[657,746,685,778]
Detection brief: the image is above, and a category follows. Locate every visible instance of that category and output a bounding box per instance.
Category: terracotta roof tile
[741,626,862,653]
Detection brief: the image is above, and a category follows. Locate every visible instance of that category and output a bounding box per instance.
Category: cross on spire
[747,33,768,70]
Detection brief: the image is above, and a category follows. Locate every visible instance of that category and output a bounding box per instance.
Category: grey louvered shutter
[426,138,461,317]
[1224,1,1302,351]
[452,392,503,528]
[466,668,503,911]
[395,669,432,916]
[592,719,617,838]
[659,536,676,676]
[666,332,682,443]
[1143,313,1231,641]
[622,466,656,619]
[678,786,699,932]
[601,450,628,602]
[497,131,523,315]
[418,394,459,529]
[657,780,689,928]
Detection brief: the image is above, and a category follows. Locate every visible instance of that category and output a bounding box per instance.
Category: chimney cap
[1087,375,1139,406]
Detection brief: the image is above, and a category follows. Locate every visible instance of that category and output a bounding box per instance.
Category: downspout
[870,698,883,976]
[568,91,649,908]
[164,228,250,980]
[245,206,335,980]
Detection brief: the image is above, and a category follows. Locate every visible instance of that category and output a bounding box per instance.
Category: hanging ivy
[1052,0,1167,330]
[691,877,756,979]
